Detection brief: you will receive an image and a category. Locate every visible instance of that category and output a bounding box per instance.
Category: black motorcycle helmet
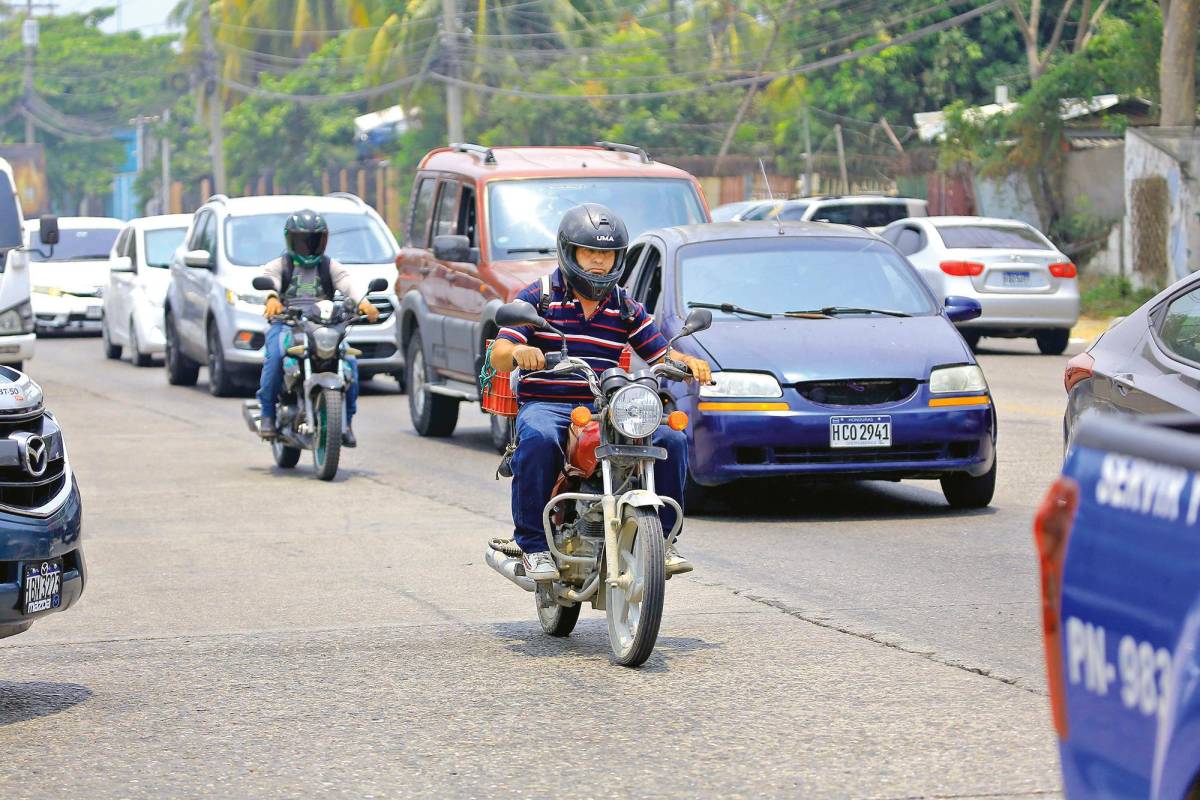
[284,208,329,268]
[556,203,629,301]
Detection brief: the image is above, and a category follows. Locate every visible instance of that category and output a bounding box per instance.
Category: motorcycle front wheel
[606,507,666,667]
[312,388,343,481]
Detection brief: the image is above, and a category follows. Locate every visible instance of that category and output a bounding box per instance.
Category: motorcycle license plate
[22,558,63,614]
[830,415,891,448]
[1002,270,1031,287]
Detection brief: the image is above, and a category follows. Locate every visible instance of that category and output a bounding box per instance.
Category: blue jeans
[510,401,686,554]
[256,322,359,422]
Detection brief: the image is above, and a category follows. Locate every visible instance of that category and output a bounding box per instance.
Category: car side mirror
[944,295,982,323]
[184,249,213,270]
[38,214,59,245]
[433,234,471,263]
[495,300,546,329]
[679,308,713,336]
[110,256,134,273]
[251,276,275,291]
[367,277,389,294]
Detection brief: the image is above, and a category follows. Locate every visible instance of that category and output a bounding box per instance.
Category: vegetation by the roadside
[1080,274,1160,318]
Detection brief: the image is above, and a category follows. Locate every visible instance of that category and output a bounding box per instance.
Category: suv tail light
[1064,352,1094,392]
[1049,262,1077,278]
[939,260,984,277]
[1034,477,1080,739]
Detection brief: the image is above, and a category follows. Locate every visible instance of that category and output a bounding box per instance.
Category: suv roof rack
[327,191,366,207]
[206,193,230,205]
[595,141,652,164]
[450,142,497,164]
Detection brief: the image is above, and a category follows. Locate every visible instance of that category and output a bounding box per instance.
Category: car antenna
[759,158,785,236]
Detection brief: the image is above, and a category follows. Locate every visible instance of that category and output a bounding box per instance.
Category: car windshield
[224,211,397,266]
[487,178,707,257]
[678,237,936,318]
[936,224,1052,250]
[28,227,119,261]
[740,202,782,221]
[144,227,188,268]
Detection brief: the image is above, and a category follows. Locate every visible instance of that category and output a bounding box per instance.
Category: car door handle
[1112,372,1134,395]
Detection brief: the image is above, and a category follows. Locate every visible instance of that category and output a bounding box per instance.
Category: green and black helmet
[284,209,328,268]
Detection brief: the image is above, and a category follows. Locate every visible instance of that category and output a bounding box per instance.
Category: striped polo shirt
[497,269,670,404]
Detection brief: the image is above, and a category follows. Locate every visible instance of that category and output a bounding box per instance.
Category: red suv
[396,142,710,446]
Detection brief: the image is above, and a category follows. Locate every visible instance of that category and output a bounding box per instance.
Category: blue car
[1038,413,1200,798]
[0,365,85,640]
[621,221,997,507]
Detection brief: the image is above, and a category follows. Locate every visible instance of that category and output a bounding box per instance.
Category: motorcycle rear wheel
[606,507,666,667]
[272,439,301,469]
[536,586,580,637]
[312,388,343,481]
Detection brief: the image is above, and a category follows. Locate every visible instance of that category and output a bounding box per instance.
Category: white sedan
[23,216,123,334]
[881,216,1080,354]
[102,214,191,366]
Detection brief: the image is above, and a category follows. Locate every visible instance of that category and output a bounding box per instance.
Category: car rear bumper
[957,291,1079,331]
[0,333,35,364]
[681,391,995,486]
[0,481,86,639]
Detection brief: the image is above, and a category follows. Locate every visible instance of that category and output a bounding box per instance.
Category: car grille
[363,294,394,324]
[736,444,949,465]
[0,411,69,511]
[795,379,918,406]
[353,342,398,360]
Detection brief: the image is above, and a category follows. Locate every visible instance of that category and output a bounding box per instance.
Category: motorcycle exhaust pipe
[241,400,262,434]
[485,547,535,593]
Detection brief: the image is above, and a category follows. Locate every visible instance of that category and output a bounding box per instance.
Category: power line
[217,72,426,104]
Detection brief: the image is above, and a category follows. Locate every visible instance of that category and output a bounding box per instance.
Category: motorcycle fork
[301,359,315,433]
[602,459,655,586]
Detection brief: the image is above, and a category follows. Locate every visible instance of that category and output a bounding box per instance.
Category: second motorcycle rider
[489,203,713,582]
[256,209,380,445]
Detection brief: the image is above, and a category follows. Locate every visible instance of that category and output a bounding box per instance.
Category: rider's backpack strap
[317,255,335,300]
[538,274,552,316]
[278,252,293,299]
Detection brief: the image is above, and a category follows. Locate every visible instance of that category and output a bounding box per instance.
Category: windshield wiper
[505,246,553,255]
[786,306,911,318]
[687,301,773,319]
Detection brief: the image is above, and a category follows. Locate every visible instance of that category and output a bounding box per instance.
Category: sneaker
[522,551,560,582]
[665,544,693,576]
[342,426,357,448]
[260,416,277,439]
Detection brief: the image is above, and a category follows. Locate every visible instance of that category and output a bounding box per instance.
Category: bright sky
[49,0,179,35]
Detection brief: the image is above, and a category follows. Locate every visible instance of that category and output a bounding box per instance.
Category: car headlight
[929,365,988,394]
[312,326,340,358]
[609,384,663,439]
[0,302,34,335]
[699,371,783,398]
[226,288,266,306]
[32,285,62,297]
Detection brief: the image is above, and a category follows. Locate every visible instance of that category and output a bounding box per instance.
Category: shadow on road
[0,681,91,726]
[492,619,722,671]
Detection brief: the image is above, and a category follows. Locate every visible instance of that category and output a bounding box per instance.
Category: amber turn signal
[571,407,592,426]
[667,410,689,431]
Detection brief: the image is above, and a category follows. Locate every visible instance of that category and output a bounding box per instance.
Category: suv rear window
[811,202,912,228]
[487,178,706,258]
[936,224,1052,250]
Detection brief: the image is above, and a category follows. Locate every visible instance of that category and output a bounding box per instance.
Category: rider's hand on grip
[513,345,546,371]
[263,296,285,319]
[358,299,380,323]
[687,357,713,385]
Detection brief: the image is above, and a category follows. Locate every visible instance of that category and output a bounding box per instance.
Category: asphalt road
[0,334,1077,799]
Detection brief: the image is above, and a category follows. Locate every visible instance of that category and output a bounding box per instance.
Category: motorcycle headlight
[609,383,663,439]
[699,371,783,398]
[312,326,340,358]
[929,365,988,394]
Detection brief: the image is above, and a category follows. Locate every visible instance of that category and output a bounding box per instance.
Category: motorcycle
[242,276,388,481]
[485,299,712,666]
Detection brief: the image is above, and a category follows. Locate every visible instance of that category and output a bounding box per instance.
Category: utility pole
[22,0,36,145]
[161,109,171,213]
[198,1,226,194]
[802,103,813,196]
[834,123,848,194]
[441,0,464,143]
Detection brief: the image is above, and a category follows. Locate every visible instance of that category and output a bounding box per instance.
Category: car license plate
[1002,270,1031,287]
[86,307,102,320]
[22,558,63,615]
[830,415,891,448]
[0,345,19,355]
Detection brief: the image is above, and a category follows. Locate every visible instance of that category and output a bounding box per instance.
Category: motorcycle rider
[257,209,379,446]
[489,203,712,582]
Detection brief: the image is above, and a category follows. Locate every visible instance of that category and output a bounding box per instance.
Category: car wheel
[129,316,152,367]
[102,316,122,360]
[406,331,459,437]
[961,331,981,351]
[940,460,997,509]
[206,323,237,397]
[164,312,199,386]
[1036,329,1070,356]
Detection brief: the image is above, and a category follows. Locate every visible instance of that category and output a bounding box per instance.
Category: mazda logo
[12,432,48,478]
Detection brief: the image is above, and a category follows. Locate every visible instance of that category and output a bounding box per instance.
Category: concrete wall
[1124,128,1200,288]
[972,172,1045,229]
[1064,144,1125,220]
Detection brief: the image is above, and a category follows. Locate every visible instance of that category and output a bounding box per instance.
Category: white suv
[164,193,402,396]
[765,195,928,231]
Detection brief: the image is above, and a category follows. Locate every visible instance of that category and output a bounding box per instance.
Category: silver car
[164,193,403,396]
[882,215,1080,354]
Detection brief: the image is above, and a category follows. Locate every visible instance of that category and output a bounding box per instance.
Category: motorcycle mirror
[679,308,713,336]
[495,300,547,330]
[251,276,275,291]
[367,277,388,294]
